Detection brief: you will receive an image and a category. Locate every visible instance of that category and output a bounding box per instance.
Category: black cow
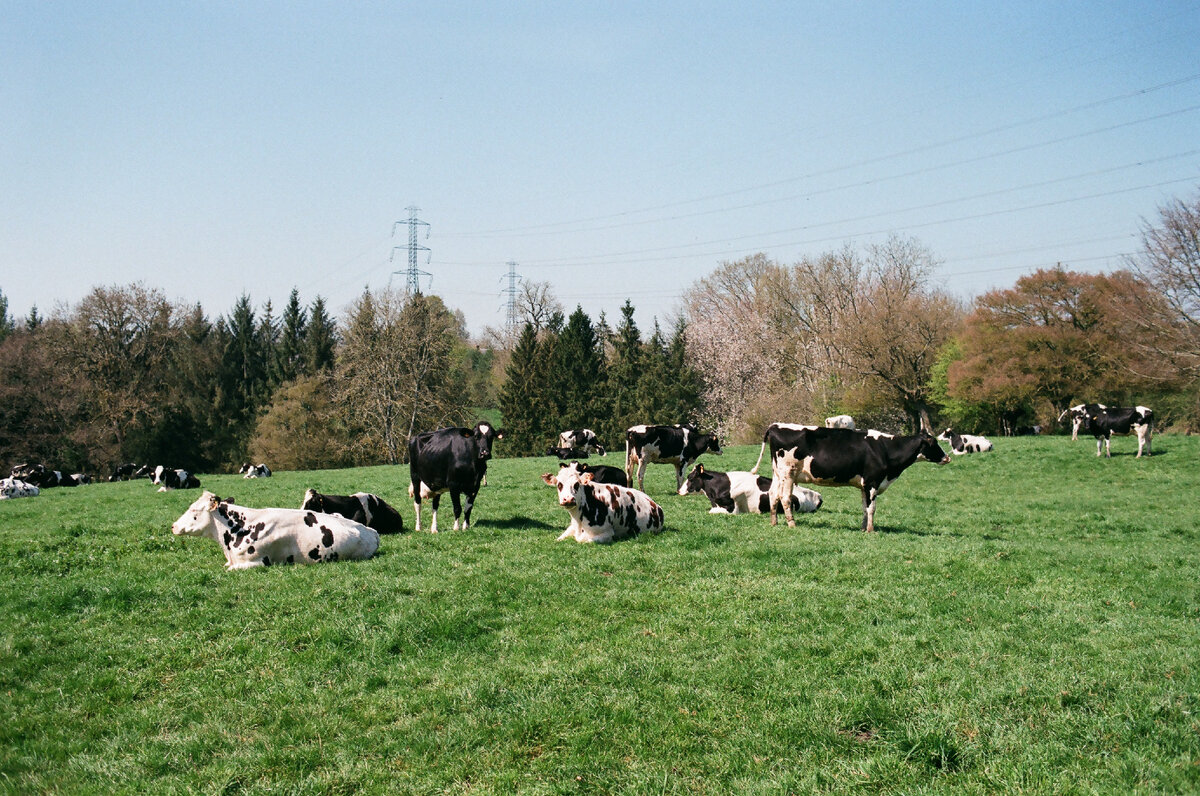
[1084,405,1153,458]
[301,489,405,534]
[625,423,722,492]
[546,446,589,459]
[408,421,505,532]
[753,424,949,532]
[557,429,605,457]
[558,460,629,487]
[109,463,138,481]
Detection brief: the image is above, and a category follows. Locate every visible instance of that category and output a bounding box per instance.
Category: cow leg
[1104,436,1112,458]
[862,488,877,532]
[430,493,441,533]
[637,458,648,492]
[461,491,477,530]
[450,490,463,531]
[1096,437,1103,457]
[779,472,797,528]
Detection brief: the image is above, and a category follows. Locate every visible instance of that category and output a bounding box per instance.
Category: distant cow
[0,478,39,500]
[542,465,664,543]
[133,464,155,479]
[157,469,200,491]
[408,421,505,532]
[679,463,822,515]
[937,428,993,454]
[1084,406,1153,458]
[753,423,949,532]
[546,446,590,459]
[625,424,722,492]
[171,491,380,570]
[825,415,856,430]
[559,460,629,487]
[109,463,137,481]
[1059,404,1107,441]
[240,463,272,478]
[558,429,605,456]
[301,489,405,534]
[11,464,58,488]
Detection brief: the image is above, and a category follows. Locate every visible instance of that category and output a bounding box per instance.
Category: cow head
[172,491,226,535]
[679,463,710,496]
[469,422,506,460]
[915,432,950,464]
[542,464,593,507]
[700,433,723,456]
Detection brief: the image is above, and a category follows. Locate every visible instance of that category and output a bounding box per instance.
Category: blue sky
[3,2,1198,334]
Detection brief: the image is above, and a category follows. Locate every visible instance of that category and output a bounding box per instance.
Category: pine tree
[0,289,13,343]
[258,298,280,389]
[601,300,643,446]
[553,306,608,431]
[277,288,308,384]
[499,323,547,455]
[304,295,337,374]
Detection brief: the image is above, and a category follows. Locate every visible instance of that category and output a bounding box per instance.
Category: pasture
[2,436,1198,793]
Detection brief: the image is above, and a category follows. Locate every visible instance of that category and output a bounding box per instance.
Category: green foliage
[2,437,1199,792]
[0,288,13,343]
[498,323,547,455]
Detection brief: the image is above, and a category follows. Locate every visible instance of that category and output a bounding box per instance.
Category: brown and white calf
[170,491,380,570]
[541,464,665,543]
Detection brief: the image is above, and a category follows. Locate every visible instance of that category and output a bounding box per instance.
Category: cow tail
[749,439,768,476]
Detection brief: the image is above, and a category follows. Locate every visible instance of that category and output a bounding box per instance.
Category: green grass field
[2,436,1198,794]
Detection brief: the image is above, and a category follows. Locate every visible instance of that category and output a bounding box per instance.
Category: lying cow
[625,423,722,492]
[542,465,664,543]
[546,446,589,459]
[301,489,405,534]
[171,491,380,570]
[560,460,628,487]
[937,428,993,454]
[753,424,949,532]
[157,469,200,491]
[240,463,272,478]
[825,415,856,429]
[558,428,605,456]
[11,464,59,488]
[0,478,39,500]
[1085,405,1153,458]
[109,463,138,481]
[679,463,822,515]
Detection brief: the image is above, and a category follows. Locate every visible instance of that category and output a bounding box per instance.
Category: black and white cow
[825,415,856,430]
[408,421,505,532]
[109,463,138,481]
[558,429,605,457]
[0,477,39,500]
[937,428,993,454]
[157,469,200,491]
[625,424,722,492]
[1084,406,1153,458]
[679,463,822,515]
[546,446,589,459]
[301,489,405,534]
[541,465,665,543]
[11,464,54,488]
[239,463,272,478]
[753,423,949,532]
[133,464,155,479]
[171,491,380,570]
[559,460,629,487]
[1058,404,1107,441]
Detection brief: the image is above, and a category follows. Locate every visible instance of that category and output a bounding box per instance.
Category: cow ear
[496,429,507,439]
[558,461,569,469]
[697,463,705,473]
[541,473,556,486]
[580,472,595,484]
[461,429,474,438]
[208,495,221,511]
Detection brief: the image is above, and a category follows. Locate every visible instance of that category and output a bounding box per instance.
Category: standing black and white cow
[557,429,605,457]
[109,463,138,481]
[937,428,993,454]
[1084,406,1153,458]
[625,424,722,492]
[301,489,406,534]
[1058,404,1107,441]
[408,421,505,532]
[753,423,949,532]
[679,463,822,515]
[240,463,272,478]
[541,465,665,543]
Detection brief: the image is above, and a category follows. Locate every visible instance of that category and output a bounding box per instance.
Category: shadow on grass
[474,515,559,531]
[876,526,1004,541]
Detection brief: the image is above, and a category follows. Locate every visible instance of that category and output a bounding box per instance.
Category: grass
[1,435,1198,794]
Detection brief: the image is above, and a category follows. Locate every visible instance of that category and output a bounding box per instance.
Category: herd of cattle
[1,404,1157,568]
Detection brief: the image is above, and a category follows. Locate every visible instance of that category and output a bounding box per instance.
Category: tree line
[3,189,1197,474]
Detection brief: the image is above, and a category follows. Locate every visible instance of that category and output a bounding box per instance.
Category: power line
[390,206,432,293]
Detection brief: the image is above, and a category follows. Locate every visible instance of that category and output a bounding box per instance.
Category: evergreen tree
[499,323,547,455]
[25,305,41,332]
[638,320,672,421]
[214,294,271,461]
[258,298,280,388]
[601,300,644,445]
[304,295,337,374]
[277,288,308,383]
[553,306,608,431]
[665,317,702,422]
[0,289,13,343]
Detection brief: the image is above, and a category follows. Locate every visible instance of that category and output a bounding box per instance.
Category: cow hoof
[787,520,796,528]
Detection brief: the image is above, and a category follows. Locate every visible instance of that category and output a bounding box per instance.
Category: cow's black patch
[222,531,232,548]
[287,555,294,564]
[246,545,255,554]
[254,522,265,532]
[262,556,271,567]
[321,526,334,547]
[304,512,317,526]
[308,547,321,561]
[580,485,609,528]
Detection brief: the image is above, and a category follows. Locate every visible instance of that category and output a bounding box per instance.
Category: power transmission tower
[501,261,522,333]
[390,206,431,293]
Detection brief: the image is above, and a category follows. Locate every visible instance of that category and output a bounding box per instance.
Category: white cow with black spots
[542,463,665,544]
[170,491,380,570]
[0,477,39,500]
